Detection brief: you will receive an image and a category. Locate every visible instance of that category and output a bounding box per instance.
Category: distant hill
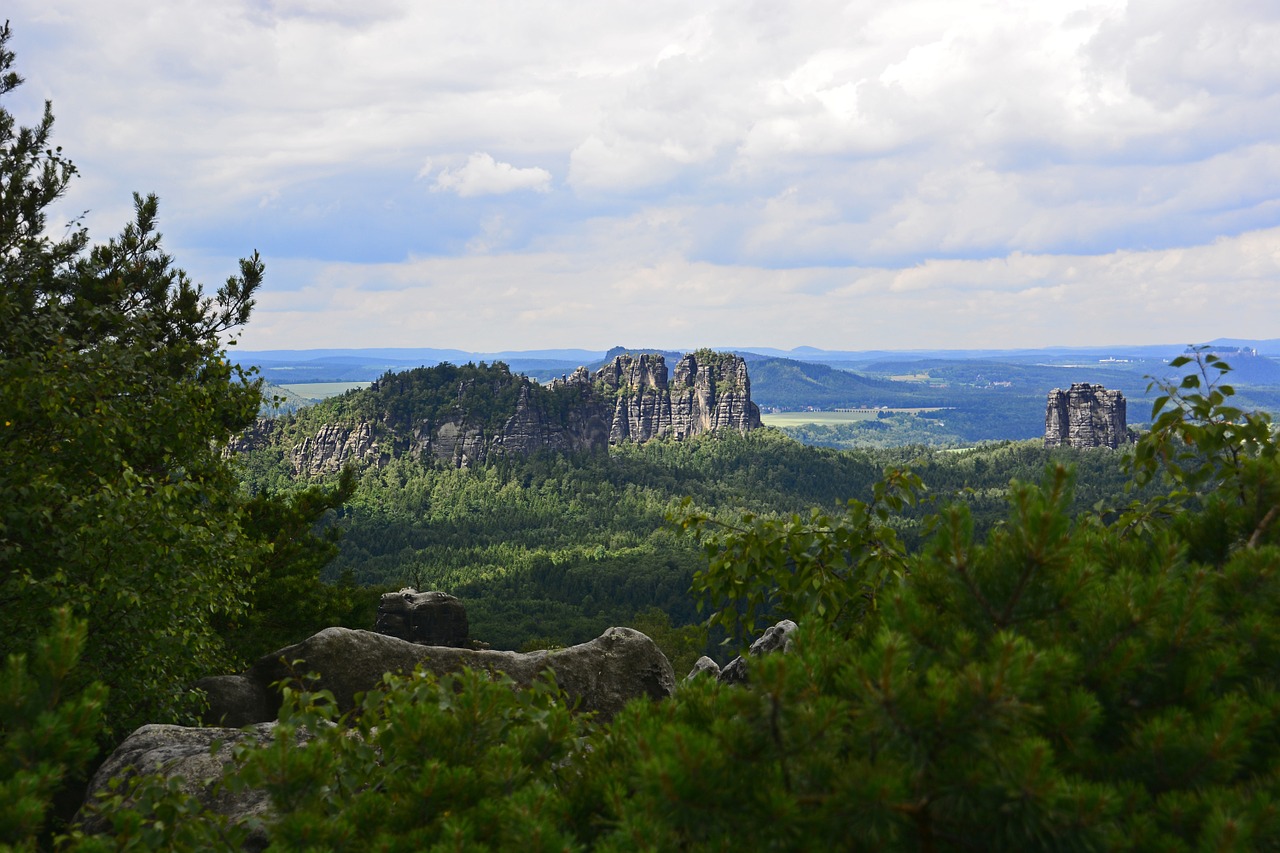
[748,357,949,409]
[236,353,761,477]
[230,342,1280,443]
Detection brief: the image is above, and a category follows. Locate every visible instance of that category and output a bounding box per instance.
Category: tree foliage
[1,611,105,853]
[0,23,354,744]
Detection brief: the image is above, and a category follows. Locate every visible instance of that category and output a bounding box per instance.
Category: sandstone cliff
[257,351,760,476]
[581,351,761,444]
[1044,383,1127,449]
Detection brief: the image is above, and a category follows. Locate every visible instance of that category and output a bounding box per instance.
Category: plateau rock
[1044,383,1128,449]
[273,351,760,476]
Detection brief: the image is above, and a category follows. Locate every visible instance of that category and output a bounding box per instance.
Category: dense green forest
[239,427,1142,654]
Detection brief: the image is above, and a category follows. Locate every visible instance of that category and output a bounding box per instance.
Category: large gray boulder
[196,626,674,725]
[77,722,296,849]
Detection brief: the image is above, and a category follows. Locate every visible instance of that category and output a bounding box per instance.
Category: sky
[7,0,1280,352]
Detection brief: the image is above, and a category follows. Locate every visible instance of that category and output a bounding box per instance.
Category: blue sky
[8,0,1280,351]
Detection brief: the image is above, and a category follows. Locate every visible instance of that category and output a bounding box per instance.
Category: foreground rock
[78,722,292,849]
[196,626,675,726]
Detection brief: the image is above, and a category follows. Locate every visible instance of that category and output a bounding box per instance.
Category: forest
[237,429,1144,655]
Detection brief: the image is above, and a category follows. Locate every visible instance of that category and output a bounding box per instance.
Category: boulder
[717,620,798,685]
[77,722,295,850]
[685,655,722,681]
[373,589,469,647]
[197,626,674,726]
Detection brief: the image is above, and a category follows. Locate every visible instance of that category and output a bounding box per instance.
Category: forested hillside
[238,428,1140,652]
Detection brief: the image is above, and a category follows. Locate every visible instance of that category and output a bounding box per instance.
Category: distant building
[1044,384,1127,449]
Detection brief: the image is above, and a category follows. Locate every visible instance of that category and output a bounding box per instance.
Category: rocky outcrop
[291,421,384,475]
[587,351,762,445]
[196,626,675,726]
[419,418,489,468]
[278,351,760,475]
[716,620,798,685]
[222,418,275,456]
[374,589,470,647]
[1044,383,1127,449]
[670,352,759,439]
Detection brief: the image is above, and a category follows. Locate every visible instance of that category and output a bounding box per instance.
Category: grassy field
[762,408,943,427]
[278,381,372,400]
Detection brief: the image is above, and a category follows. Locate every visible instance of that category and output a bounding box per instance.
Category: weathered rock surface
[78,722,293,849]
[374,589,470,647]
[716,620,798,685]
[197,626,675,726]
[685,655,722,681]
[592,352,762,445]
[291,421,384,475]
[273,350,760,476]
[1044,383,1128,449]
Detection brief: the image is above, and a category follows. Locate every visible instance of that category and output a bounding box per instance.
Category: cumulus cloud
[9,0,1280,349]
[431,153,552,197]
[237,224,1280,351]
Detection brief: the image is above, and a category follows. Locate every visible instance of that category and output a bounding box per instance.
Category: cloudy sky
[8,1,1280,352]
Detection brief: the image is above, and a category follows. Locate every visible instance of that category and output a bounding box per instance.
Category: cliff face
[279,351,760,476]
[576,351,761,445]
[1044,383,1127,449]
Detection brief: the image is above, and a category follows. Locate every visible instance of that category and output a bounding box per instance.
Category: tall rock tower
[1044,383,1127,449]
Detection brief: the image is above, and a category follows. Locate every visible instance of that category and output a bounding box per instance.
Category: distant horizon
[231,336,1280,361]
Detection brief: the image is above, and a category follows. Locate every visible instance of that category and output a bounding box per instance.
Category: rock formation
[683,620,798,685]
[1044,383,1128,449]
[590,351,762,445]
[277,350,761,475]
[78,722,288,849]
[715,620,798,685]
[374,589,470,647]
[290,421,384,473]
[84,612,675,842]
[195,625,675,727]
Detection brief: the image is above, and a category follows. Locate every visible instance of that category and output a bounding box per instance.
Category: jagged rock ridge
[250,350,761,476]
[1044,383,1128,449]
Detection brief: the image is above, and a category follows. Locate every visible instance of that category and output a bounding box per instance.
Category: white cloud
[8,0,1280,349]
[234,224,1280,351]
[431,153,552,197]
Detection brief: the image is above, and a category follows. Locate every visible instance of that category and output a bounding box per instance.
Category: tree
[1,610,105,853]
[0,20,265,741]
[219,468,361,664]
